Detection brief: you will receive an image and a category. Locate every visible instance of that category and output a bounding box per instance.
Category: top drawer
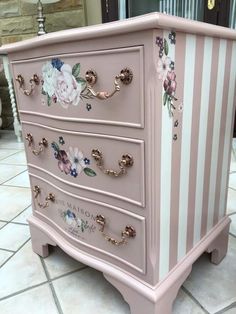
[12,46,144,128]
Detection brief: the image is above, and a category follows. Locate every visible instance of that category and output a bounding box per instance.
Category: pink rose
[164,71,177,96]
[54,64,82,108]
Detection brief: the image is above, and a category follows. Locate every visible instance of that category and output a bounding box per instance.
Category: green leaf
[41,88,46,95]
[76,77,86,84]
[83,168,96,177]
[47,94,51,106]
[51,141,60,152]
[164,39,169,56]
[163,92,168,106]
[72,63,81,78]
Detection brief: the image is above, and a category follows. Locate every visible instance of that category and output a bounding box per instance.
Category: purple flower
[59,136,65,145]
[84,158,90,165]
[156,36,163,47]
[169,32,176,44]
[70,168,78,178]
[51,58,64,71]
[56,150,72,175]
[86,103,92,111]
[164,71,177,96]
[170,61,175,70]
[52,94,57,103]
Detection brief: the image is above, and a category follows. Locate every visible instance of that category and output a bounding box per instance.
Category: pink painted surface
[2,13,236,314]
[186,36,205,253]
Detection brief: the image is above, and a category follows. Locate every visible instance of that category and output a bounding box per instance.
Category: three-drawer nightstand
[0,13,235,314]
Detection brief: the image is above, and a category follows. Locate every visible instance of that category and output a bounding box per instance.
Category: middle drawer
[22,121,145,207]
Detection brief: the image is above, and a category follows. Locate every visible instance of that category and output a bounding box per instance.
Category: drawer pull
[15,74,40,96]
[25,133,48,156]
[96,215,136,246]
[33,185,55,209]
[85,68,133,100]
[91,149,134,177]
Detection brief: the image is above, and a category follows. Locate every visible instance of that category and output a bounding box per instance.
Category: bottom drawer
[29,173,146,274]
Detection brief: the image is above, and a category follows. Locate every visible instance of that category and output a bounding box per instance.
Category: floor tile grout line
[0,204,32,229]
[2,184,30,189]
[40,257,64,314]
[229,232,236,238]
[0,150,24,162]
[0,247,16,253]
[214,302,236,314]
[0,169,28,186]
[0,281,49,303]
[181,286,210,314]
[0,238,31,270]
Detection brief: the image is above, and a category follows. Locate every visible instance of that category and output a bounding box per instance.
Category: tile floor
[0,131,236,314]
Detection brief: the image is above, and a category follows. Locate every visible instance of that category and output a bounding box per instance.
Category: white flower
[65,215,77,228]
[67,147,86,174]
[54,64,82,108]
[156,56,171,80]
[42,62,59,97]
[77,218,82,227]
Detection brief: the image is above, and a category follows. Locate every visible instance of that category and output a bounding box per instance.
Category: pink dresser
[0,13,235,313]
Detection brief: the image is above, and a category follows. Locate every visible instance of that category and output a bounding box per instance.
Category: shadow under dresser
[0,12,236,314]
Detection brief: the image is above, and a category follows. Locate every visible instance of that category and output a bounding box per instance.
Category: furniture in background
[1,13,235,313]
[0,55,21,141]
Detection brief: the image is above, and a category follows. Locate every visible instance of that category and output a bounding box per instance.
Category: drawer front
[23,122,145,207]
[12,46,144,128]
[30,174,146,273]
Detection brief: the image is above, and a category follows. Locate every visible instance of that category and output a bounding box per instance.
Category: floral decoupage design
[41,58,93,109]
[51,136,96,178]
[156,31,178,117]
[60,209,96,234]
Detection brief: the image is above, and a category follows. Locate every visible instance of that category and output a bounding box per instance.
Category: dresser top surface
[0,12,236,55]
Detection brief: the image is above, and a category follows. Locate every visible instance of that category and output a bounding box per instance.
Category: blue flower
[170,61,175,70]
[84,158,90,165]
[70,168,78,178]
[169,32,176,44]
[51,58,64,71]
[51,142,58,151]
[59,136,65,145]
[66,209,76,219]
[86,103,92,111]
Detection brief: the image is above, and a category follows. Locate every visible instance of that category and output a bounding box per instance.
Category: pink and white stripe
[158,31,236,279]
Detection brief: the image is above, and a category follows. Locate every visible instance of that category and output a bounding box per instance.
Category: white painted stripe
[193,37,213,245]
[207,39,227,232]
[178,34,196,261]
[159,30,175,280]
[219,41,236,218]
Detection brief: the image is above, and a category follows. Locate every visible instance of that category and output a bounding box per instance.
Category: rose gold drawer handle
[15,74,40,96]
[96,215,136,246]
[91,149,134,177]
[25,133,48,156]
[33,185,55,209]
[84,68,133,100]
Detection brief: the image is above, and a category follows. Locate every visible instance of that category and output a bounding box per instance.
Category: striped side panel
[177,34,196,261]
[194,37,213,246]
[169,33,186,269]
[213,41,233,226]
[200,38,221,237]
[206,39,227,233]
[219,41,236,219]
[186,36,205,252]
[159,30,175,280]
